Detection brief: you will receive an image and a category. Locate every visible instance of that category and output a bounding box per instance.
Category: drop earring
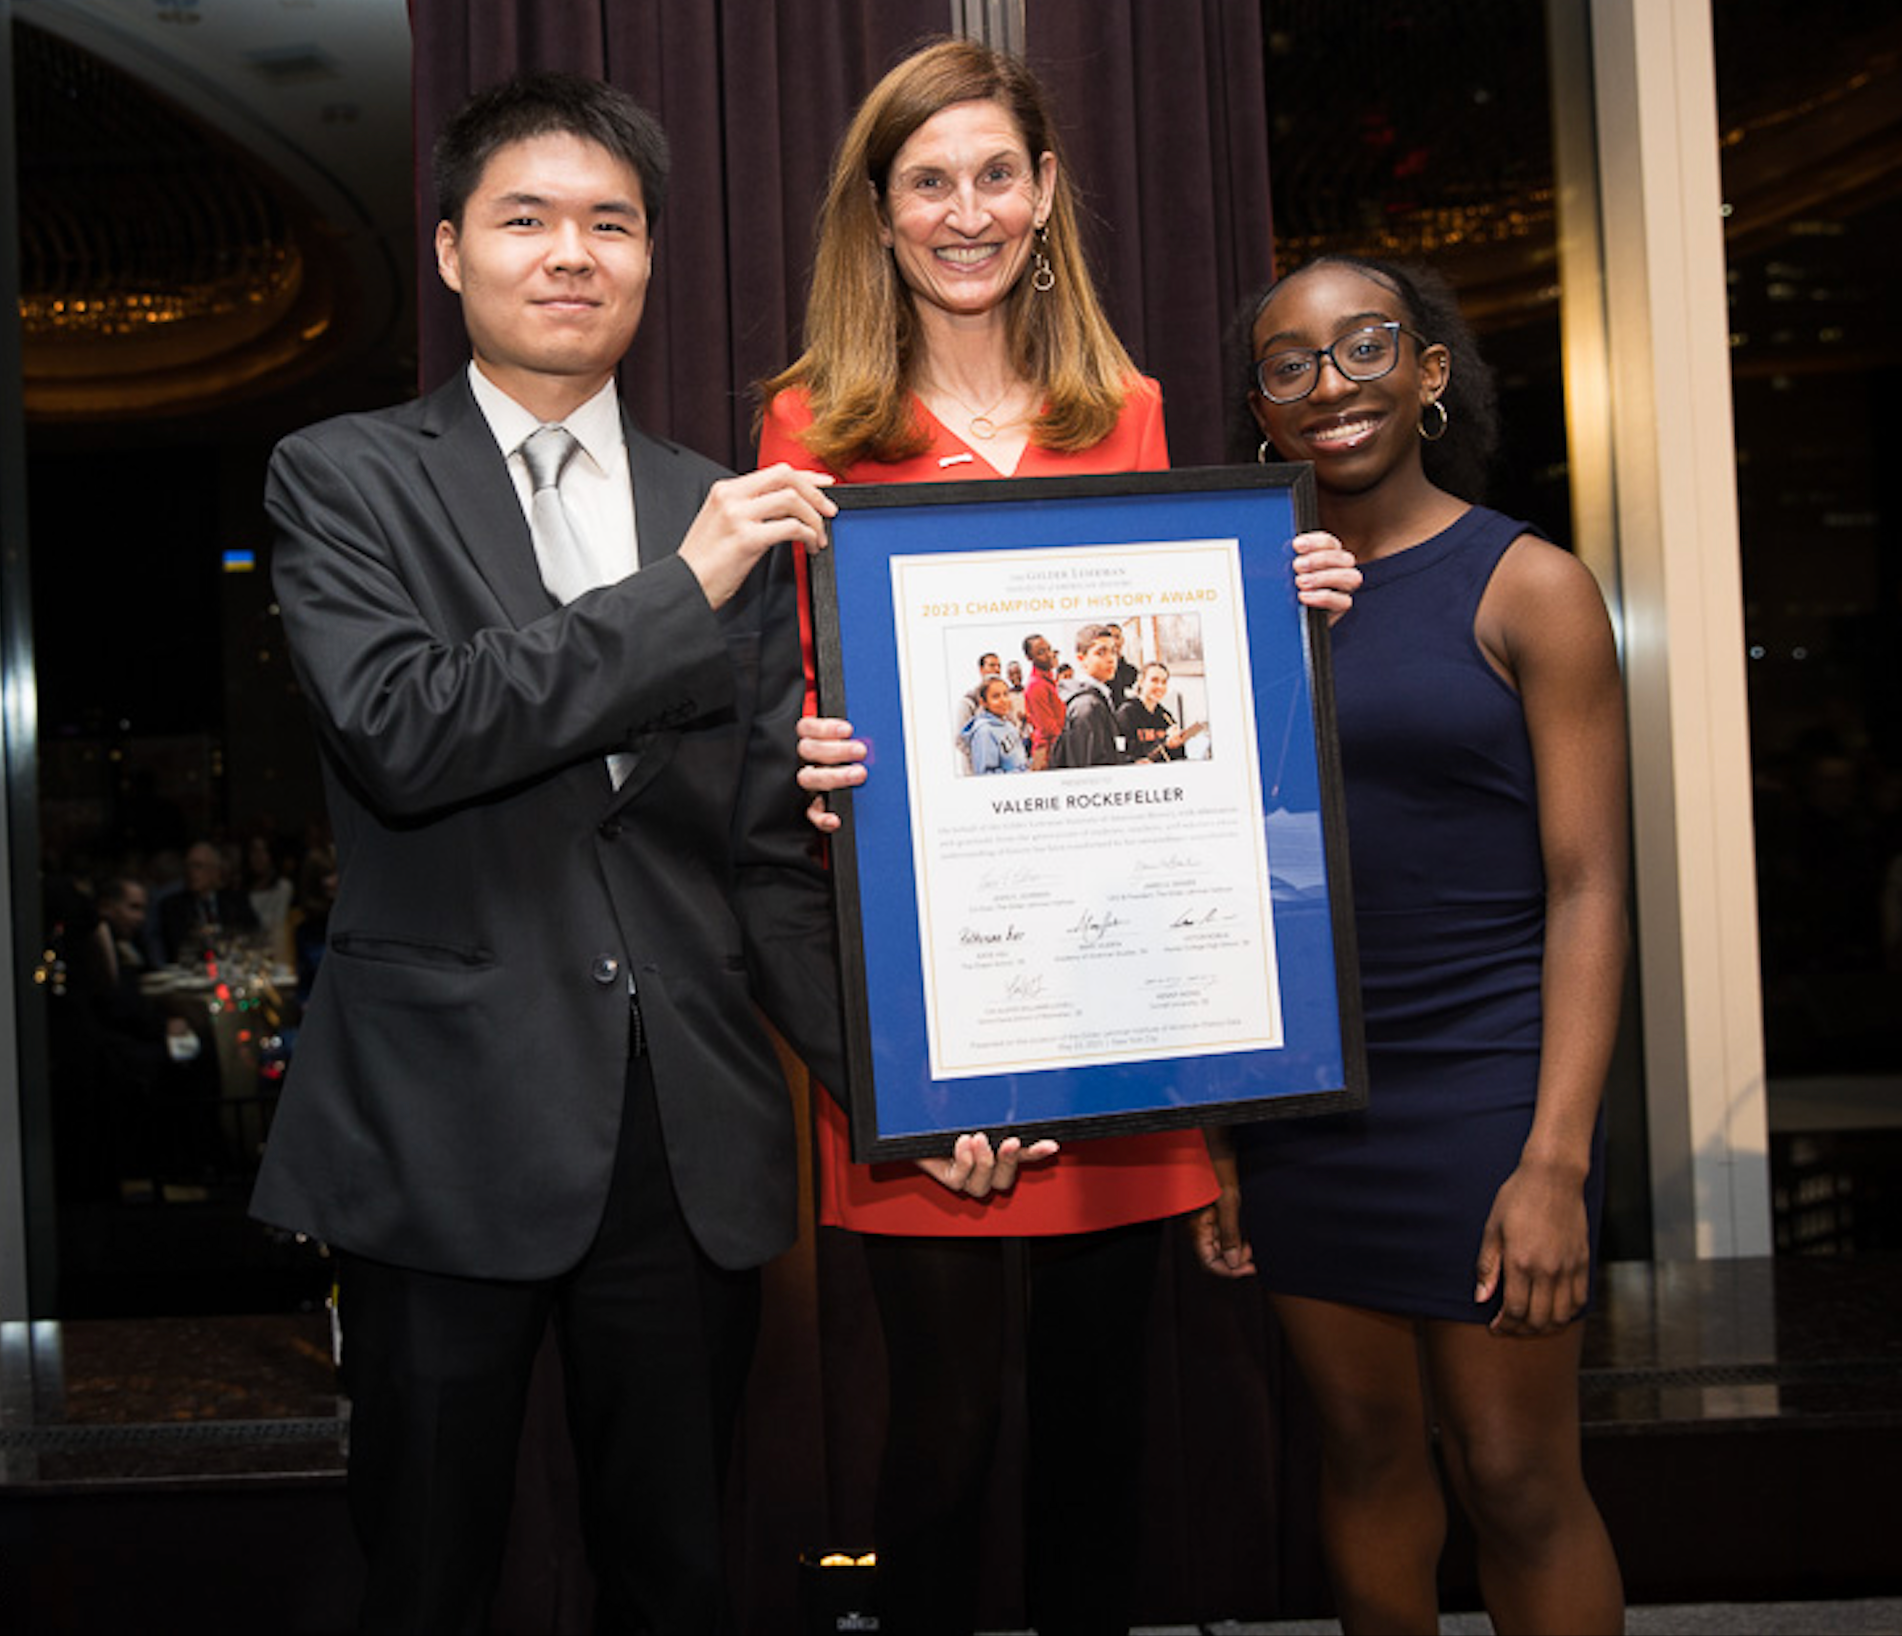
[1031,225,1055,293]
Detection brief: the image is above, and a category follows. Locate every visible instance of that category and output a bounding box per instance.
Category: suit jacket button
[591,955,621,986]
[598,821,622,841]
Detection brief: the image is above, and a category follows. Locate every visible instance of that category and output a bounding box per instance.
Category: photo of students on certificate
[947,615,1210,777]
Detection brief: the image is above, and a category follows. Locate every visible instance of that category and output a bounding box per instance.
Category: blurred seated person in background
[97,875,156,980]
[94,869,210,1107]
[45,874,206,1198]
[156,839,259,964]
[244,832,297,966]
[289,842,338,1005]
[137,846,185,968]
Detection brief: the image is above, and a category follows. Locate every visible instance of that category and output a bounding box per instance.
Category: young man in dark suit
[250,72,842,1631]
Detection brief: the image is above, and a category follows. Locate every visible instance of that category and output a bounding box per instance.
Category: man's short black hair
[433,70,670,231]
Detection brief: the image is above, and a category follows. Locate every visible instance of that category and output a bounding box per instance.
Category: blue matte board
[813,466,1366,1161]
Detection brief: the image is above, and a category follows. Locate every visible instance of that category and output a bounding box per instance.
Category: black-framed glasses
[1252,321,1424,403]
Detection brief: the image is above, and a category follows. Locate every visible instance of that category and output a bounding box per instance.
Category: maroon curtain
[406,6,1313,1630]
[412,1,947,460]
[410,0,1272,469]
[1029,1,1277,463]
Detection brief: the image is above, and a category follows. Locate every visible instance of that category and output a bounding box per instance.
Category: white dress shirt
[468,365,641,790]
[467,364,640,592]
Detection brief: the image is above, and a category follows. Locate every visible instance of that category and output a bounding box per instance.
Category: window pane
[1716,1,1902,1253]
[15,8,414,1314]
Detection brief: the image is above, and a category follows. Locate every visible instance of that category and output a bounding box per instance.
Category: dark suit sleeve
[266,426,735,819]
[727,536,848,1098]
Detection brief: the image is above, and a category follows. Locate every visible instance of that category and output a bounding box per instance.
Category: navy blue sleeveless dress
[1238,506,1605,1323]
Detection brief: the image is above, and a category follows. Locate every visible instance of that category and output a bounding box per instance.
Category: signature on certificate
[1069,908,1123,945]
[1132,853,1197,876]
[959,923,1025,947]
[1169,904,1234,929]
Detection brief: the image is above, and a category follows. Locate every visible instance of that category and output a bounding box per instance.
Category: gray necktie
[520,424,596,605]
[520,424,633,789]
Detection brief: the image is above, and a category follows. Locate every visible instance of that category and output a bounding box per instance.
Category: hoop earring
[1419,398,1449,442]
[1256,439,1273,465]
[1031,225,1055,293]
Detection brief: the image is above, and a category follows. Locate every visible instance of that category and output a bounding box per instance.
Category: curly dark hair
[1224,254,1501,503]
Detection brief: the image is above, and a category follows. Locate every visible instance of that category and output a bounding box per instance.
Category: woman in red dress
[759,39,1356,1634]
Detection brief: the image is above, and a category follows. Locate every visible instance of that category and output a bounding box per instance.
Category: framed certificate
[813,465,1365,1161]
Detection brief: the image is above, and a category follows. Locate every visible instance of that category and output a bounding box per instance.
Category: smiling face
[979,676,1013,718]
[879,98,1054,322]
[435,131,654,422]
[1140,664,1169,706]
[1248,262,1448,497]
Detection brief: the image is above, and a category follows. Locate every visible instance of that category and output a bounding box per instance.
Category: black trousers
[861,1220,1164,1636]
[336,1054,760,1635]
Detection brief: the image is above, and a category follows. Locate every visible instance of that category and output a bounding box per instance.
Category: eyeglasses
[1252,321,1424,404]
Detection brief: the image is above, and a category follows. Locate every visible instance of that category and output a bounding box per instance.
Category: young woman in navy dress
[1233,256,1627,1634]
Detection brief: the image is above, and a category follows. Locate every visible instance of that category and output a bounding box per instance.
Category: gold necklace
[930,377,1025,440]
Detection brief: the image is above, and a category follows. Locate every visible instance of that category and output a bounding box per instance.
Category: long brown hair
[757,38,1136,469]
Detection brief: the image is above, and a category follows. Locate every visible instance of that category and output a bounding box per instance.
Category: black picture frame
[813,465,1365,1161]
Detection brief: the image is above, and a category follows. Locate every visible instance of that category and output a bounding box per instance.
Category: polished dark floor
[8,1257,1893,1477]
[1581,1255,1902,1427]
[3,1255,1899,1632]
[1236,1599,1902,1634]
[0,1310,345,1487]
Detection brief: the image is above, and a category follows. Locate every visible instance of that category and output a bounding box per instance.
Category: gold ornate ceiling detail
[1264,3,1902,337]
[15,21,338,419]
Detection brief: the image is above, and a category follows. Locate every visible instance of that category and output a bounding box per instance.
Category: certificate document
[815,468,1364,1160]
[891,538,1282,1079]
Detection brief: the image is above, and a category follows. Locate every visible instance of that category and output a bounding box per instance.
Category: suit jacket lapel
[418,376,557,630]
[411,392,706,812]
[604,731,680,812]
[413,377,635,806]
[604,410,710,810]
[626,410,703,572]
